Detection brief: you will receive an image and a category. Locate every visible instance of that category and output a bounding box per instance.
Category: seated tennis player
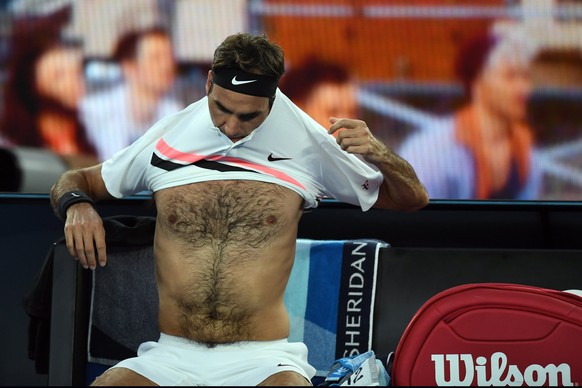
[50,32,428,386]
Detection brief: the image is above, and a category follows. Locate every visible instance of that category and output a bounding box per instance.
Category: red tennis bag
[391,283,582,386]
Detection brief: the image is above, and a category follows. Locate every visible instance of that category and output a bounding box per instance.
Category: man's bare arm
[328,117,429,211]
[50,163,115,269]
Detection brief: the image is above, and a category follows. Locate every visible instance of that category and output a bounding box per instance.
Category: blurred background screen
[0,0,581,201]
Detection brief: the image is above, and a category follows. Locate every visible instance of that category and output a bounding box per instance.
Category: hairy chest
[154,180,303,248]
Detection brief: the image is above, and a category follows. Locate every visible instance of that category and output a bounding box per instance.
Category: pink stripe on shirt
[155,138,306,189]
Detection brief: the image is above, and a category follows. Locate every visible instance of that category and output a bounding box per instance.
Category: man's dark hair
[454,31,498,99]
[279,57,350,103]
[112,25,171,63]
[211,33,285,81]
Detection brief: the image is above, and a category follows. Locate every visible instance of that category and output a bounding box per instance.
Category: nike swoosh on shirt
[268,153,292,162]
[231,76,258,85]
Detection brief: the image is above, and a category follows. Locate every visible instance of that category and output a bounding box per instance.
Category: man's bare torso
[153,180,304,346]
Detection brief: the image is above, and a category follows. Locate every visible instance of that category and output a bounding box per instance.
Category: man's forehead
[211,83,268,112]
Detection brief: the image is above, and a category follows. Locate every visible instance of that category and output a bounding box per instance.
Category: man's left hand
[327,117,387,164]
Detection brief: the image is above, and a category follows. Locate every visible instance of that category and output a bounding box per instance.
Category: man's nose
[222,116,240,137]
[223,116,241,134]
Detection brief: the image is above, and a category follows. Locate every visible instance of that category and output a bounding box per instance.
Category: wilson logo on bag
[431,352,573,386]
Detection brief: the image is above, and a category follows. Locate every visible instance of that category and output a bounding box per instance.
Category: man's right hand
[64,202,107,270]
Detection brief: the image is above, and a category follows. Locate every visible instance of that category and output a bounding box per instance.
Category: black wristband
[57,190,94,220]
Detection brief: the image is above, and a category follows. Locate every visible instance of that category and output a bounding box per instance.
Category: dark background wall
[1,194,581,386]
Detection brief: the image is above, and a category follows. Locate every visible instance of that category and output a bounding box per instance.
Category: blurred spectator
[399,28,542,200]
[279,57,358,134]
[0,7,99,169]
[81,26,182,161]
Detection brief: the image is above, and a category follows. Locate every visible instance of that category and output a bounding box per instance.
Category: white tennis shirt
[102,88,383,210]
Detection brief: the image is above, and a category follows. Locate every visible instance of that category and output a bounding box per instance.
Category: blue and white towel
[284,239,389,376]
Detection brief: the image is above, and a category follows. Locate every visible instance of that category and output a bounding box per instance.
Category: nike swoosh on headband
[231,76,258,85]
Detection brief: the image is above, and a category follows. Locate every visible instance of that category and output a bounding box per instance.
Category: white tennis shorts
[110,333,316,385]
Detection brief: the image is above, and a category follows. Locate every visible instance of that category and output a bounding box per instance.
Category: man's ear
[205,70,213,95]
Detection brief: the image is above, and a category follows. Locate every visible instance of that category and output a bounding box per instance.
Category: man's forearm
[368,143,429,211]
[327,117,429,210]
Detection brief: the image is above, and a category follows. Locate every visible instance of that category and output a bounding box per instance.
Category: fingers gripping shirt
[101,89,383,211]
